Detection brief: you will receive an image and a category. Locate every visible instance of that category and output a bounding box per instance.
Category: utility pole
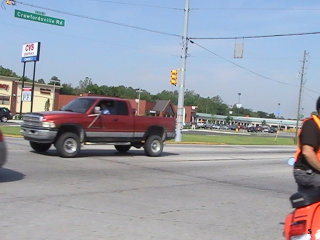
[175,0,190,142]
[295,50,308,142]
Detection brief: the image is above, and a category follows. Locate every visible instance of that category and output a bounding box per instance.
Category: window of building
[0,96,10,105]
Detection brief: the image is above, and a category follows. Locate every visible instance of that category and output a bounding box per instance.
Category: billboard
[21,42,41,62]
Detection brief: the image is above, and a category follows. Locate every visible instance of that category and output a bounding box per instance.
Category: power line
[10,1,320,41]
[190,31,320,40]
[191,7,320,11]
[13,0,182,38]
[87,0,183,11]
[190,40,320,94]
[189,40,297,87]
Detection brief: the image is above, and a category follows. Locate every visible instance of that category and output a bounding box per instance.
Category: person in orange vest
[293,97,320,190]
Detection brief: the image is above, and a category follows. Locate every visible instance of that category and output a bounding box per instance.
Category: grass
[0,126,21,136]
[174,133,295,145]
[0,126,295,145]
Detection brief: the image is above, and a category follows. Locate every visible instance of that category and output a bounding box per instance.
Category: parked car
[247,126,257,132]
[0,107,12,122]
[262,127,270,133]
[268,127,277,133]
[211,124,220,129]
[204,123,214,129]
[228,125,237,130]
[0,130,7,167]
[247,126,263,132]
[255,126,263,132]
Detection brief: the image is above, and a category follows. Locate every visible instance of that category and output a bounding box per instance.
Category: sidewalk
[6,119,23,125]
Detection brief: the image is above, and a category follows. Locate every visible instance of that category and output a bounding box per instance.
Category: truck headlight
[42,122,56,128]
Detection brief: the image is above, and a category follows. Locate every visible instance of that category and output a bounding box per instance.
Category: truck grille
[23,114,43,127]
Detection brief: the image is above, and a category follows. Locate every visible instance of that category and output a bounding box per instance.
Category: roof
[196,112,302,127]
[152,100,171,112]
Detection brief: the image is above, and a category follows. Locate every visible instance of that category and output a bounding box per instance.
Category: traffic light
[170,69,178,86]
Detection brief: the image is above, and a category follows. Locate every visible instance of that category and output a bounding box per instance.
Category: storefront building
[0,76,60,115]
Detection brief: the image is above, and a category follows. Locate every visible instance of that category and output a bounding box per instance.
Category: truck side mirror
[94,106,101,114]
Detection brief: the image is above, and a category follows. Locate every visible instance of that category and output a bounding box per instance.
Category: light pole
[136,89,143,116]
[277,103,281,118]
[237,92,242,115]
[52,79,60,111]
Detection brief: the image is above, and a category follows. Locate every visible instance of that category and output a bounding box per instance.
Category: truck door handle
[113,118,119,122]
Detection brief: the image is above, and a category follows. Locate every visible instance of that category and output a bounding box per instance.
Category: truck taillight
[289,221,311,240]
[0,131,3,141]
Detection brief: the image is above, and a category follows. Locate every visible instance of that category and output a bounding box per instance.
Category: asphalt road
[0,137,296,240]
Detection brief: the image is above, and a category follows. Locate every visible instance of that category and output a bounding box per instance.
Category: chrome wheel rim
[64,138,77,153]
[151,140,161,153]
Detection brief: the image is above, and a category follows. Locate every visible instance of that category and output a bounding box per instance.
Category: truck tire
[30,141,51,152]
[144,135,163,157]
[114,145,131,153]
[55,132,80,158]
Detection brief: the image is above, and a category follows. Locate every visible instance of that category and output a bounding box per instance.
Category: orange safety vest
[294,115,320,161]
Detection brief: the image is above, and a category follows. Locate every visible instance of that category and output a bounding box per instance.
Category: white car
[0,130,7,167]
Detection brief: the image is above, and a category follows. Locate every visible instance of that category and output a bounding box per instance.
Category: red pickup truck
[21,96,176,157]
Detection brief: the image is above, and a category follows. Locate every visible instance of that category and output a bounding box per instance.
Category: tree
[268,113,276,119]
[153,90,178,104]
[257,111,269,118]
[225,116,233,124]
[60,83,76,95]
[44,98,50,111]
[48,76,61,86]
[37,78,45,84]
[77,77,92,93]
[0,65,19,77]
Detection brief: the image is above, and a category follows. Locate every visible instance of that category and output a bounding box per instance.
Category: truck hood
[26,111,85,120]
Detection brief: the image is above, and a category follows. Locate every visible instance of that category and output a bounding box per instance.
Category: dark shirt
[294,117,320,171]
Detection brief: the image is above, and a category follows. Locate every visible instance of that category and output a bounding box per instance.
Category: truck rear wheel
[30,141,51,152]
[144,135,163,157]
[55,132,80,158]
[114,145,131,153]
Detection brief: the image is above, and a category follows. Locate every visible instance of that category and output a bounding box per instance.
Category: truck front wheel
[144,135,163,157]
[30,141,51,153]
[55,132,80,158]
[114,145,131,153]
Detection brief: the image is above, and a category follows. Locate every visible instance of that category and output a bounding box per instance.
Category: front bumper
[21,127,58,143]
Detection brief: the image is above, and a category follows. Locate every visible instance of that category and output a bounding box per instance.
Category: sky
[1,0,320,119]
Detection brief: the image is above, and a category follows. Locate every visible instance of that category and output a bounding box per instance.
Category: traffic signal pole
[175,0,190,142]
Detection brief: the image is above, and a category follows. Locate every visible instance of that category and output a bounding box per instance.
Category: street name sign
[15,9,65,27]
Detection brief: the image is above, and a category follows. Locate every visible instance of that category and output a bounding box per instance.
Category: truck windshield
[61,98,95,113]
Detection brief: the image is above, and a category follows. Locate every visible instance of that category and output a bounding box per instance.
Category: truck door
[87,100,134,141]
